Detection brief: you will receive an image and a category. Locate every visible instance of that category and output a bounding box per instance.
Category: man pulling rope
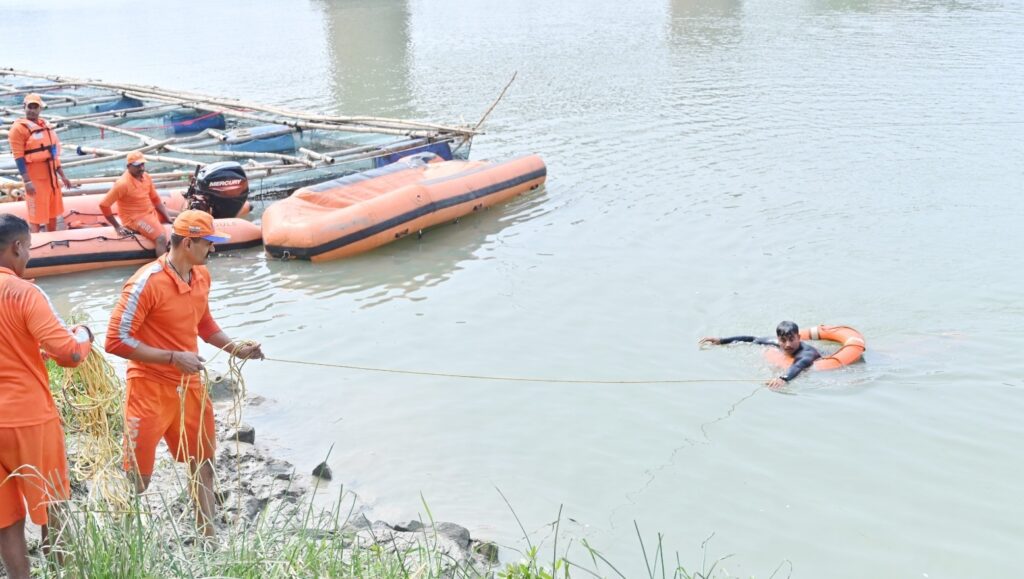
[105,210,263,538]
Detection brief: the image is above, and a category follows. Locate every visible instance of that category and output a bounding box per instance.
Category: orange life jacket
[13,118,60,165]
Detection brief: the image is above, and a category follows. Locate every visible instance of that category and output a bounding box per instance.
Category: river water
[5,0,1023,576]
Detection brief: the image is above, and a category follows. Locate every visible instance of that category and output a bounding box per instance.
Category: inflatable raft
[24,219,262,278]
[262,152,547,261]
[0,190,249,229]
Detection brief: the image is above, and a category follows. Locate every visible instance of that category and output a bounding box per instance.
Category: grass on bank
[32,490,740,579]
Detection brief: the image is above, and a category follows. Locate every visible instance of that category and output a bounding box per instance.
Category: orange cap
[126,151,146,166]
[172,210,230,243]
[23,93,45,107]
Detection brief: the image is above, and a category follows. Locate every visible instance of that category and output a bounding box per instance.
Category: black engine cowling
[184,162,249,218]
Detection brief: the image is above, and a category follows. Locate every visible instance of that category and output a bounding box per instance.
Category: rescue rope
[30,231,150,252]
[167,341,257,533]
[262,356,762,385]
[56,344,134,511]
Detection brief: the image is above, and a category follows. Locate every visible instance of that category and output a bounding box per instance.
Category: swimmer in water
[699,321,820,389]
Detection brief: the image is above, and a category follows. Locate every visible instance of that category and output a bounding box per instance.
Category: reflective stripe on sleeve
[117,262,164,350]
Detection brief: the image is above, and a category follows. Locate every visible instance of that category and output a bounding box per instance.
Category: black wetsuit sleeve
[720,336,777,346]
[781,346,821,382]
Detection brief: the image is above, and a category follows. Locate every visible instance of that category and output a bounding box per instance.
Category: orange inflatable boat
[262,152,547,261]
[0,190,249,228]
[765,324,866,370]
[25,219,262,278]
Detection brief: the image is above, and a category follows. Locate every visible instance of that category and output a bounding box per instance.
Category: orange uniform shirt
[0,267,91,427]
[98,170,161,225]
[105,256,221,387]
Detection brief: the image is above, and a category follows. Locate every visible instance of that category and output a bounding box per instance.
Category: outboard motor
[183,161,249,218]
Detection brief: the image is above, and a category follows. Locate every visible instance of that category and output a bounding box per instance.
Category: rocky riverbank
[151,370,499,573]
[17,370,498,578]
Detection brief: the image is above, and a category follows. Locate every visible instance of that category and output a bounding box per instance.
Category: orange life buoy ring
[764,324,865,370]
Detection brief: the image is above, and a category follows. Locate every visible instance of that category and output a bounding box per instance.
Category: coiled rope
[57,344,133,511]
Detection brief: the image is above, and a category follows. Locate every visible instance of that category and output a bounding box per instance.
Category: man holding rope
[105,210,263,537]
[6,94,74,233]
[99,152,176,256]
[0,214,93,579]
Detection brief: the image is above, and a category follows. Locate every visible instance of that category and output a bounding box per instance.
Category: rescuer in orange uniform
[99,152,175,256]
[0,214,93,579]
[105,210,263,537]
[6,94,74,233]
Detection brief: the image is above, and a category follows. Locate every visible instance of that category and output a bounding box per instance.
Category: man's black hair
[0,214,30,250]
[170,233,186,248]
[776,321,800,338]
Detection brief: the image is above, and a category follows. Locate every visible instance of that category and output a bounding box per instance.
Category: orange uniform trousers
[124,211,165,242]
[0,418,69,528]
[23,164,65,227]
[123,376,215,477]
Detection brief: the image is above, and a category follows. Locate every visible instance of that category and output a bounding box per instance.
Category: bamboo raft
[0,68,481,200]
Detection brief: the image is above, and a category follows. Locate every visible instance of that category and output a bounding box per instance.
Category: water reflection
[668,0,743,47]
[256,190,548,309]
[810,0,988,13]
[315,0,414,117]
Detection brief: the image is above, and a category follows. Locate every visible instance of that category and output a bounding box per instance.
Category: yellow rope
[57,344,133,511]
[262,357,762,385]
[169,341,255,531]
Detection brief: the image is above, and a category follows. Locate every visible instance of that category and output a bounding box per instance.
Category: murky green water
[6,0,1024,576]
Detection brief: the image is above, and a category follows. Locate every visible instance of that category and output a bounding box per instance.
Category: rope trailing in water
[57,345,133,511]
[262,357,762,385]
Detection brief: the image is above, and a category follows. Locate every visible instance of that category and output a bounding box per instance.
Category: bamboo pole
[453,71,516,155]
[65,142,197,169]
[68,171,193,186]
[55,78,455,133]
[0,83,78,97]
[65,116,317,167]
[299,147,335,164]
[316,140,441,166]
[56,116,226,148]
[0,139,184,176]
[1,179,25,193]
[2,70,490,185]
[1,69,478,136]
[319,137,432,160]
[63,117,151,143]
[37,94,123,108]
[47,101,189,123]
[161,144,317,167]
[181,101,451,139]
[113,84,475,134]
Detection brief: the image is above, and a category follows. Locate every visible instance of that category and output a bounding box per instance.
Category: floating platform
[1,69,477,200]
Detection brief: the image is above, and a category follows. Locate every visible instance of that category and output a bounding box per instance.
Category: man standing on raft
[105,210,263,537]
[699,321,820,389]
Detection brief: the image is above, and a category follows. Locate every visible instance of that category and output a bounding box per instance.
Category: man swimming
[699,321,820,389]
